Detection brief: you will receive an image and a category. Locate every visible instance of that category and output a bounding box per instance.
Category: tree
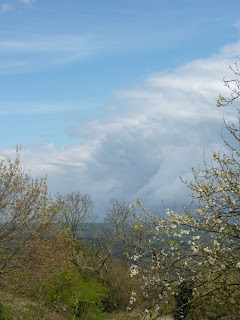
[0,148,61,278]
[56,191,97,273]
[105,198,134,259]
[129,65,240,319]
[58,191,94,240]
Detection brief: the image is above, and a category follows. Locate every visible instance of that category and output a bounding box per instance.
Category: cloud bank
[2,41,240,217]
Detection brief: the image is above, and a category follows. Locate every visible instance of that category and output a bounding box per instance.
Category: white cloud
[0,102,89,116]
[0,35,89,53]
[1,3,13,12]
[0,34,95,74]
[20,0,35,5]
[233,21,240,30]
[0,22,216,75]
[1,41,240,217]
[0,0,35,13]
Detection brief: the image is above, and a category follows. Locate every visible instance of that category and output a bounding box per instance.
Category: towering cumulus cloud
[1,42,240,216]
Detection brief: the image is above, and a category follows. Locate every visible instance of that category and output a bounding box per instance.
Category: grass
[0,290,70,320]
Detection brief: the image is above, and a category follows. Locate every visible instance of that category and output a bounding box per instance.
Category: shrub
[0,303,9,320]
[40,267,108,319]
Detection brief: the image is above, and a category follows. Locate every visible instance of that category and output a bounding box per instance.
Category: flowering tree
[129,66,240,319]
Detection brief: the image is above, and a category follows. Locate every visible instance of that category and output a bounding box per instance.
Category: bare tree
[78,198,134,277]
[105,198,133,258]
[56,191,97,274]
[57,191,94,239]
[105,198,152,260]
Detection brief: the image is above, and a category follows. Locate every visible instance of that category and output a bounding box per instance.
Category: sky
[1,0,240,217]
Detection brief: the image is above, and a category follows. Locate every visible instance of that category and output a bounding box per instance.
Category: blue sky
[1,0,240,216]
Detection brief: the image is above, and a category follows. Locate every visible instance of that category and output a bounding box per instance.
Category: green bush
[40,268,108,319]
[0,303,10,320]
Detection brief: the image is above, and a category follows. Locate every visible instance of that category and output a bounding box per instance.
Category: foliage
[0,303,10,320]
[40,267,108,319]
[102,256,136,312]
[173,281,193,320]
[0,147,63,278]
